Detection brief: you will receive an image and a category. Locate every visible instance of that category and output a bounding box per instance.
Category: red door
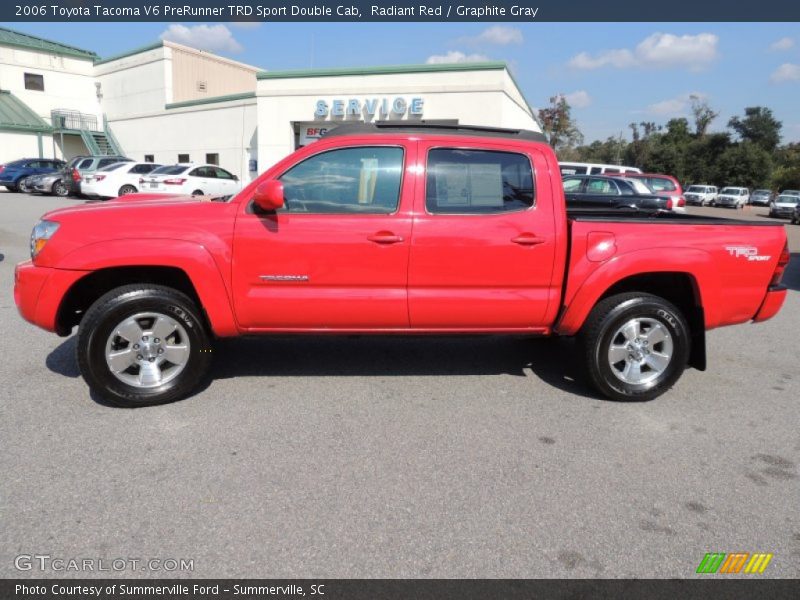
[232,143,415,330]
[408,140,559,330]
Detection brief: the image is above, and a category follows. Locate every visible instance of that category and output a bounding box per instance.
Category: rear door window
[426,148,534,214]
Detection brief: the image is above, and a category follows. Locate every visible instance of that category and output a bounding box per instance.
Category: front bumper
[14,261,88,334]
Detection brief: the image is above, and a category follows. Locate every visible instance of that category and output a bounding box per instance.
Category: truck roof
[323,121,548,143]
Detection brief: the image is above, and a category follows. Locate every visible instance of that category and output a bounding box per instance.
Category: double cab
[15,123,790,407]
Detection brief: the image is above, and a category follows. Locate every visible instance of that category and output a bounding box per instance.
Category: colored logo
[696,552,773,574]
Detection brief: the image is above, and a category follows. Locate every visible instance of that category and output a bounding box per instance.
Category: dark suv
[62,155,132,196]
[0,158,65,192]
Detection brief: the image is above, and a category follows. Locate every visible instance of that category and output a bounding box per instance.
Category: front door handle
[511,234,546,246]
[368,232,404,244]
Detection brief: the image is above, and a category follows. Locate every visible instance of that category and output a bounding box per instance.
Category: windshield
[151,165,189,175]
[686,186,705,193]
[777,196,800,204]
[720,188,740,194]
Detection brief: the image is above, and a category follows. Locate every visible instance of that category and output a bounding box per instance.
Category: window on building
[144,155,154,163]
[206,153,219,166]
[178,154,190,163]
[425,149,535,214]
[24,73,44,91]
[279,147,404,214]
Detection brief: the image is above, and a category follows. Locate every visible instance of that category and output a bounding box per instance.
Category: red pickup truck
[15,123,790,407]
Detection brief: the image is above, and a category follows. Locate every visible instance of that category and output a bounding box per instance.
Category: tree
[538,94,584,153]
[728,107,782,152]
[714,142,773,188]
[690,95,718,138]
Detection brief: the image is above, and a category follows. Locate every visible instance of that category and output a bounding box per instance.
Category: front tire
[76,285,212,407]
[17,177,31,193]
[580,293,690,402]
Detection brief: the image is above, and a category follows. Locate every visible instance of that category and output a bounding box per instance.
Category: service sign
[314,97,424,120]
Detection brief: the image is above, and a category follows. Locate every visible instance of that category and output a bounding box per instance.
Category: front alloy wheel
[77,285,212,407]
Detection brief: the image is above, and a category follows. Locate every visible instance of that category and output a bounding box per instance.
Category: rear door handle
[368,232,404,244]
[511,234,546,246]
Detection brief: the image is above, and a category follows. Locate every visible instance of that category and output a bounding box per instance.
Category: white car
[768,194,800,219]
[715,187,750,208]
[139,163,242,197]
[684,185,718,206]
[81,161,163,199]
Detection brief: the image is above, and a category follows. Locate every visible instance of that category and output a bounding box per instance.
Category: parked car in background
[0,158,65,192]
[715,187,750,208]
[81,161,163,199]
[781,189,800,198]
[768,194,800,218]
[684,185,718,206]
[791,203,800,225]
[617,173,686,212]
[28,172,69,196]
[562,175,673,211]
[750,189,774,206]
[61,155,133,196]
[139,163,241,197]
[559,161,642,176]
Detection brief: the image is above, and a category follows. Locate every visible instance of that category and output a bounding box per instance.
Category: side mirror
[253,180,284,211]
[232,175,239,181]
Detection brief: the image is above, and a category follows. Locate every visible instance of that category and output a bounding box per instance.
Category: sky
[10,21,800,143]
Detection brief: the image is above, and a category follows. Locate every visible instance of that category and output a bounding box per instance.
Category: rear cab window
[425,148,534,214]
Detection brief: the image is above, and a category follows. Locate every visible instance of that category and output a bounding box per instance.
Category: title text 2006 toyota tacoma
[15,123,790,407]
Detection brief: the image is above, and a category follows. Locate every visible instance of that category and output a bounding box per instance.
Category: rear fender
[555,248,721,336]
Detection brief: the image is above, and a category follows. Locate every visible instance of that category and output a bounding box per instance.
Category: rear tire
[191,189,204,196]
[580,293,690,402]
[118,184,137,196]
[76,285,213,407]
[17,177,31,193]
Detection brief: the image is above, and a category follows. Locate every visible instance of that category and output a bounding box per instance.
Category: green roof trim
[165,91,256,110]
[257,61,507,80]
[0,90,52,133]
[0,26,97,60]
[94,41,164,66]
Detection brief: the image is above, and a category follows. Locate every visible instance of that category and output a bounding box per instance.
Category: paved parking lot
[1,191,798,578]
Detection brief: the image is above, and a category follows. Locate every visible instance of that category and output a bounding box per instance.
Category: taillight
[95,175,106,182]
[163,178,186,185]
[665,198,673,210]
[71,168,81,182]
[0,165,5,174]
[677,196,685,207]
[770,241,791,287]
[138,177,144,184]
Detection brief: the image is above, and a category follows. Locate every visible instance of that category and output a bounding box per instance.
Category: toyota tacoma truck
[14,123,790,407]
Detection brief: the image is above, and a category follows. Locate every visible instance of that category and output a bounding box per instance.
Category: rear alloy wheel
[52,180,68,196]
[581,293,690,402]
[17,177,32,193]
[118,184,137,196]
[77,285,212,407]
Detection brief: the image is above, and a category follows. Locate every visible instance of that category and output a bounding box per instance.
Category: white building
[1,26,540,180]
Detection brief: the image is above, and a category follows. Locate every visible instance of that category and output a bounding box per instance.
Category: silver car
[28,172,69,196]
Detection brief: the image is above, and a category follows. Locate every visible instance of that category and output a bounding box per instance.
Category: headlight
[30,220,59,259]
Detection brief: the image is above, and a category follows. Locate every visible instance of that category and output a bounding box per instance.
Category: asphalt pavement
[1,192,798,578]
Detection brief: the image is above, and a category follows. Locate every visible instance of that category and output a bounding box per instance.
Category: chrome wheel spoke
[645,352,670,374]
[621,321,640,342]
[644,323,668,345]
[107,348,135,373]
[138,362,161,387]
[608,345,628,364]
[163,343,190,366]
[622,360,641,381]
[115,319,144,343]
[151,316,178,340]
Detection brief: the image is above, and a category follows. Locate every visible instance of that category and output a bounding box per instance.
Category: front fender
[555,247,721,335]
[56,239,239,337]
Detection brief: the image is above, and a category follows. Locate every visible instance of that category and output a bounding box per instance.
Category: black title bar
[4,0,800,22]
